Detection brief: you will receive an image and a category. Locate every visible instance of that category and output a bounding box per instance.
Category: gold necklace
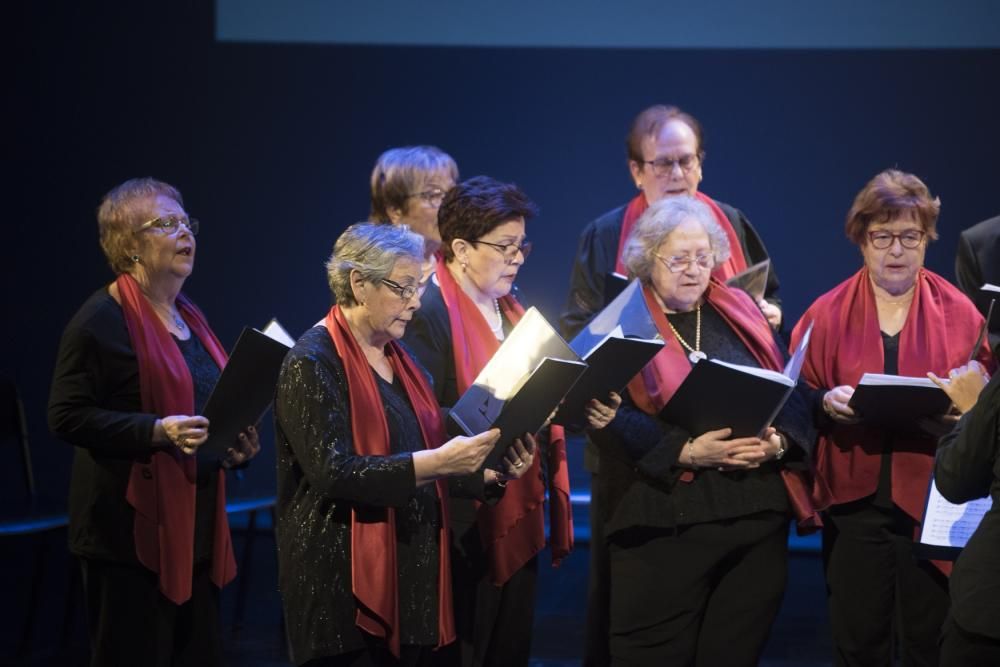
[666,303,706,363]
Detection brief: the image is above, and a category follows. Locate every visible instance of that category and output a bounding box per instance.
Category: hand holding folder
[199,319,294,458]
[447,308,585,471]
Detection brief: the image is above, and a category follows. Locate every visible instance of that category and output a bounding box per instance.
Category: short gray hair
[326,222,425,305]
[622,196,731,281]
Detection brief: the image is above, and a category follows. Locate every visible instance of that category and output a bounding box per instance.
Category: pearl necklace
[490,299,504,339]
[666,303,706,364]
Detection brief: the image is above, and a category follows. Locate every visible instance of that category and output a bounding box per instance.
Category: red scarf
[791,268,993,572]
[628,279,820,530]
[324,306,455,656]
[117,273,236,605]
[436,263,573,585]
[615,192,748,280]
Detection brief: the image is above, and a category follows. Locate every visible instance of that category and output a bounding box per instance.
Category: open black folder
[553,279,663,430]
[659,323,812,438]
[447,308,586,471]
[726,259,770,303]
[847,374,951,431]
[200,320,294,457]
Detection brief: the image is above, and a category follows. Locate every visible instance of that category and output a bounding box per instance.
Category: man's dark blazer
[956,215,1000,354]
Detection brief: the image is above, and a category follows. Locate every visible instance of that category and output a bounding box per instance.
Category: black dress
[595,303,815,666]
[48,286,225,667]
[402,280,536,667]
[274,325,444,665]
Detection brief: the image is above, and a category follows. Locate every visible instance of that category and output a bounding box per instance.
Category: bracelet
[774,434,787,460]
[495,479,507,488]
[686,439,698,468]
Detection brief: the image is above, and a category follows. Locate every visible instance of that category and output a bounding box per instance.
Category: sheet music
[919,478,992,548]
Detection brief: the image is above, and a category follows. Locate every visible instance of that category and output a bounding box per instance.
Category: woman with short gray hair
[592,196,817,666]
[274,222,532,666]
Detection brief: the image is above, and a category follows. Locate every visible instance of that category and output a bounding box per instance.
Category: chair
[0,376,73,660]
[225,494,278,636]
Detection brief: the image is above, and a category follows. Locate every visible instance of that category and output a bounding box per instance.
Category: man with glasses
[559,104,784,667]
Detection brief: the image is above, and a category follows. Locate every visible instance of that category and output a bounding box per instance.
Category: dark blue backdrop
[10,1,1000,520]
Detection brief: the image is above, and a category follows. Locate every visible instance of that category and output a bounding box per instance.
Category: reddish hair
[845,169,941,246]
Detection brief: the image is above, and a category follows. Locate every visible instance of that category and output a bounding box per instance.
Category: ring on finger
[514,460,524,468]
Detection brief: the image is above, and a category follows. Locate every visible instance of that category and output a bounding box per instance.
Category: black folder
[660,359,796,438]
[725,259,770,303]
[446,308,586,471]
[847,374,951,431]
[553,279,663,430]
[200,324,293,457]
[603,271,629,305]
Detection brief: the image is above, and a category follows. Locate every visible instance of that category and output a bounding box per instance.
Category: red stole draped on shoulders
[614,192,748,280]
[117,273,236,605]
[435,263,573,586]
[627,279,820,529]
[324,306,455,656]
[790,268,993,572]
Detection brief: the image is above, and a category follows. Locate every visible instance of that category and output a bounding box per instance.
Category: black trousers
[304,638,432,667]
[823,499,949,667]
[80,558,222,667]
[939,612,1000,667]
[434,519,539,667]
[607,511,788,667]
[583,471,610,667]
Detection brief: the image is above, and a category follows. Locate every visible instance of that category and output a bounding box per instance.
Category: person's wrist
[774,434,787,460]
[686,439,698,469]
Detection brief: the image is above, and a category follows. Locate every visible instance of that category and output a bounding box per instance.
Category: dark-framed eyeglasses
[136,215,199,236]
[472,239,533,262]
[867,229,925,250]
[642,154,699,177]
[381,278,419,301]
[654,252,715,273]
[409,188,448,207]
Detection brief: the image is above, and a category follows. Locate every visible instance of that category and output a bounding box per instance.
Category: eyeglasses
[472,239,533,262]
[867,229,925,250]
[654,252,715,273]
[381,278,419,301]
[136,215,199,236]
[409,188,448,207]
[642,154,699,177]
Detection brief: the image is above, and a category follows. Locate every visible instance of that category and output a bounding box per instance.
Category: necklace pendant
[688,350,707,363]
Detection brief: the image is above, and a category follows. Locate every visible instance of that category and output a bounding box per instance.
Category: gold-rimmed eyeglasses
[642,154,699,177]
[409,188,448,207]
[654,252,714,273]
[136,215,199,236]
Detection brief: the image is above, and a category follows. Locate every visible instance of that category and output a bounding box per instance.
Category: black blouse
[601,302,817,534]
[173,333,222,563]
[48,287,223,565]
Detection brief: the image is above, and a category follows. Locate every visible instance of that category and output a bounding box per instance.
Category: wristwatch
[774,434,787,460]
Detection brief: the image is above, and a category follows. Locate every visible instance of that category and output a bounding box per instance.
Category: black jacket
[935,371,1000,640]
[955,215,1000,354]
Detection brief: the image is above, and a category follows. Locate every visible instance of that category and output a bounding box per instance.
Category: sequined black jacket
[275,325,486,664]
